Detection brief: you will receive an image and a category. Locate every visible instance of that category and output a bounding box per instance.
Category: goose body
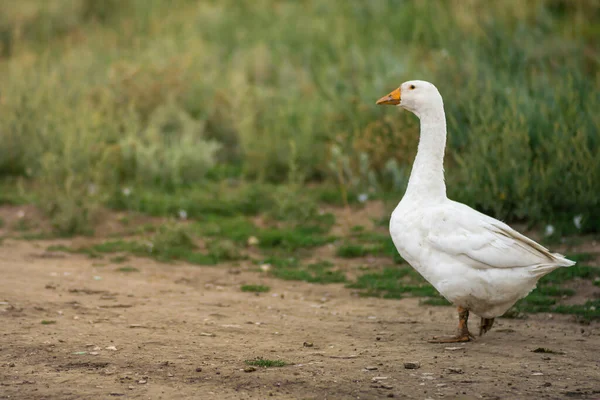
[377,80,574,341]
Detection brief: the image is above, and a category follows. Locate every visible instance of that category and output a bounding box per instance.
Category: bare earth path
[1,240,599,399]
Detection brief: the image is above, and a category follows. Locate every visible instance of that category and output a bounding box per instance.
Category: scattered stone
[447,367,464,374]
[387,394,395,398]
[129,324,145,329]
[167,373,174,377]
[365,366,378,371]
[90,352,99,356]
[8,363,15,367]
[380,383,394,389]
[138,380,147,384]
[404,362,420,369]
[199,332,215,337]
[372,377,388,382]
[532,372,544,376]
[444,347,465,351]
[244,366,256,373]
[195,368,202,372]
[543,382,552,387]
[106,346,118,351]
[303,342,314,348]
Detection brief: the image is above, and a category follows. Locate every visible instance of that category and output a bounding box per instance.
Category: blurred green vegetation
[0,0,599,235]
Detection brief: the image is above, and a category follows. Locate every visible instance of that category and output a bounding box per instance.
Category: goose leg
[428,306,474,343]
[479,317,495,336]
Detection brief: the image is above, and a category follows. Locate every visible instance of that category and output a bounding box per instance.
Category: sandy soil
[1,239,600,400]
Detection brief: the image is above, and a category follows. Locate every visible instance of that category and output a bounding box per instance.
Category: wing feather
[426,202,574,272]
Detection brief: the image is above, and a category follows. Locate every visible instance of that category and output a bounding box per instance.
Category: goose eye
[409,85,416,90]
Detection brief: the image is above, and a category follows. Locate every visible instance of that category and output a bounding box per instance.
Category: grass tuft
[241,285,270,293]
[244,358,287,368]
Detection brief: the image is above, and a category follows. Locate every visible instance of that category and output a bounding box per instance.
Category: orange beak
[376,88,401,105]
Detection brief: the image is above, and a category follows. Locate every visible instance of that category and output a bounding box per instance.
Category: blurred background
[0,0,598,237]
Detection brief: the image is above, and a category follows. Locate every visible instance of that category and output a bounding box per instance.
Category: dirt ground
[1,239,600,400]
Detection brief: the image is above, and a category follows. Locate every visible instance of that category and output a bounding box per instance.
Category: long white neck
[404,106,447,201]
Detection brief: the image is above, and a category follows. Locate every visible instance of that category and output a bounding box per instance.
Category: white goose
[376,80,575,342]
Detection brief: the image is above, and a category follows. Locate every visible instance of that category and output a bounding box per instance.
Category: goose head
[376,80,444,118]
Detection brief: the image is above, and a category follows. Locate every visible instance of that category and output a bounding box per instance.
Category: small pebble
[303,342,314,348]
[138,380,147,384]
[196,368,202,372]
[404,362,420,369]
[365,366,378,371]
[447,367,463,374]
[372,377,388,381]
[244,366,256,373]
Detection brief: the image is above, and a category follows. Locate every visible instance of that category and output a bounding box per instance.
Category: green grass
[264,257,347,284]
[46,224,243,265]
[336,231,404,263]
[241,284,270,293]
[116,266,139,273]
[0,0,597,235]
[244,358,287,368]
[41,320,56,325]
[110,255,129,263]
[540,265,600,284]
[346,267,443,301]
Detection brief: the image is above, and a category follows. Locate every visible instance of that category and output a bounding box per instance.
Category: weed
[241,285,270,293]
[116,266,139,273]
[244,358,287,368]
[41,320,56,325]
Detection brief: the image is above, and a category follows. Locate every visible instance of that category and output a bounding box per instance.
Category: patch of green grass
[193,216,257,243]
[564,253,595,263]
[336,243,368,258]
[347,267,439,299]
[46,224,241,266]
[337,231,404,263]
[41,320,56,325]
[508,280,593,318]
[552,299,600,322]
[241,284,270,293]
[244,358,287,368]
[257,226,335,251]
[110,184,275,219]
[265,257,346,284]
[116,266,139,273]
[540,265,600,284]
[110,255,129,263]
